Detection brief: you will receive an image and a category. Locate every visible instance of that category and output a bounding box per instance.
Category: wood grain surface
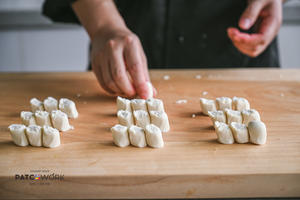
[0,69,300,199]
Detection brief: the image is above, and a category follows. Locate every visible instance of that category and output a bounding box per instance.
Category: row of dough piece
[8,124,60,148]
[117,97,165,113]
[214,121,267,145]
[111,124,164,148]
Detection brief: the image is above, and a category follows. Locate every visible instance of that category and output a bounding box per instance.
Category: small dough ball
[225,109,242,124]
[242,109,261,125]
[117,110,134,127]
[146,98,165,112]
[248,121,267,145]
[111,124,130,147]
[30,98,44,112]
[145,124,164,148]
[59,98,78,119]
[214,121,234,144]
[229,122,249,144]
[25,125,42,147]
[116,96,132,112]
[8,124,28,146]
[216,97,232,111]
[44,97,58,113]
[232,96,250,111]
[149,111,170,132]
[35,111,52,126]
[133,110,150,129]
[20,111,36,126]
[200,98,216,115]
[208,110,226,123]
[42,126,60,148]
[146,81,154,99]
[51,110,72,131]
[128,125,147,148]
[131,99,147,111]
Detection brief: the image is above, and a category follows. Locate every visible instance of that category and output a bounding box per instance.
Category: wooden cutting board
[0,69,300,199]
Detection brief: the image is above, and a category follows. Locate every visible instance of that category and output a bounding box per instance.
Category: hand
[227,0,283,57]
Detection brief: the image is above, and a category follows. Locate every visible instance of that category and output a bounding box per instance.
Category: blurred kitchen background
[0,0,299,72]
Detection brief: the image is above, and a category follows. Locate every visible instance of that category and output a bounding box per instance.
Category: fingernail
[242,18,251,29]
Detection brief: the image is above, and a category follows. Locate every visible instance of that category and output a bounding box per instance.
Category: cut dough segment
[35,111,52,126]
[111,124,130,147]
[117,110,134,127]
[145,124,164,148]
[116,96,132,112]
[242,109,261,125]
[25,125,42,147]
[225,109,242,124]
[42,126,60,148]
[214,121,234,144]
[146,98,165,112]
[128,125,147,148]
[200,98,216,115]
[51,110,72,131]
[8,124,28,146]
[30,98,44,112]
[133,110,150,129]
[146,81,154,99]
[149,111,170,132]
[216,97,232,111]
[59,98,78,119]
[131,99,147,111]
[20,111,36,126]
[229,122,249,144]
[208,110,226,123]
[248,121,267,145]
[44,97,58,113]
[232,97,250,111]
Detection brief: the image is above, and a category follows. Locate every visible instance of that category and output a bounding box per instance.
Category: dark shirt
[43,0,280,69]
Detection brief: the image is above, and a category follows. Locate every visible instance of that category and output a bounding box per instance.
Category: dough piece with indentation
[51,110,72,131]
[147,98,165,112]
[248,121,267,145]
[8,124,28,146]
[44,97,58,113]
[21,111,36,126]
[229,122,249,144]
[214,121,234,144]
[116,96,132,112]
[25,125,42,147]
[117,110,134,127]
[111,124,130,147]
[232,96,250,111]
[149,111,170,132]
[131,99,147,111]
[145,124,164,148]
[200,98,216,115]
[208,110,226,123]
[216,97,232,111]
[59,98,78,119]
[133,110,150,129]
[225,109,242,124]
[35,111,52,126]
[242,109,261,125]
[128,125,147,148]
[30,98,44,112]
[42,126,60,148]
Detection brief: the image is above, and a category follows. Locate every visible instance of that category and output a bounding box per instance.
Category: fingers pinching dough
[200,98,216,115]
[35,111,52,126]
[8,124,28,146]
[225,109,242,124]
[149,111,170,132]
[117,96,132,112]
[128,125,147,148]
[146,98,165,112]
[232,97,250,111]
[44,97,58,113]
[208,110,226,123]
[229,122,249,144]
[131,99,148,111]
[59,98,78,119]
[51,110,72,131]
[21,111,36,126]
[216,97,232,111]
[242,109,261,125]
[248,121,267,145]
[111,124,130,147]
[133,110,150,129]
[25,125,42,147]
[42,126,60,148]
[214,121,234,144]
[30,98,44,112]
[145,124,164,148]
[117,110,134,127]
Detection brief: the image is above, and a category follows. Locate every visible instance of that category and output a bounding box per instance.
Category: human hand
[227,0,283,57]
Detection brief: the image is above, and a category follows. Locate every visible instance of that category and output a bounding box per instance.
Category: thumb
[239,0,264,30]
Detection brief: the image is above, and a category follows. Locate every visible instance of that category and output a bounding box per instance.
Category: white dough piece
[8,124,28,146]
[59,98,78,119]
[44,97,58,113]
[25,125,42,147]
[30,98,44,112]
[232,97,250,111]
[242,109,261,125]
[51,110,72,131]
[146,81,154,99]
[149,111,170,132]
[35,111,52,126]
[131,99,147,111]
[111,124,130,147]
[133,110,150,129]
[117,110,134,127]
[229,122,249,144]
[116,96,132,112]
[42,126,60,148]
[200,98,216,115]
[214,121,234,144]
[146,98,165,112]
[145,124,164,148]
[207,110,226,123]
[20,111,36,126]
[216,97,232,111]
[248,121,267,145]
[128,125,147,148]
[225,109,242,124]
